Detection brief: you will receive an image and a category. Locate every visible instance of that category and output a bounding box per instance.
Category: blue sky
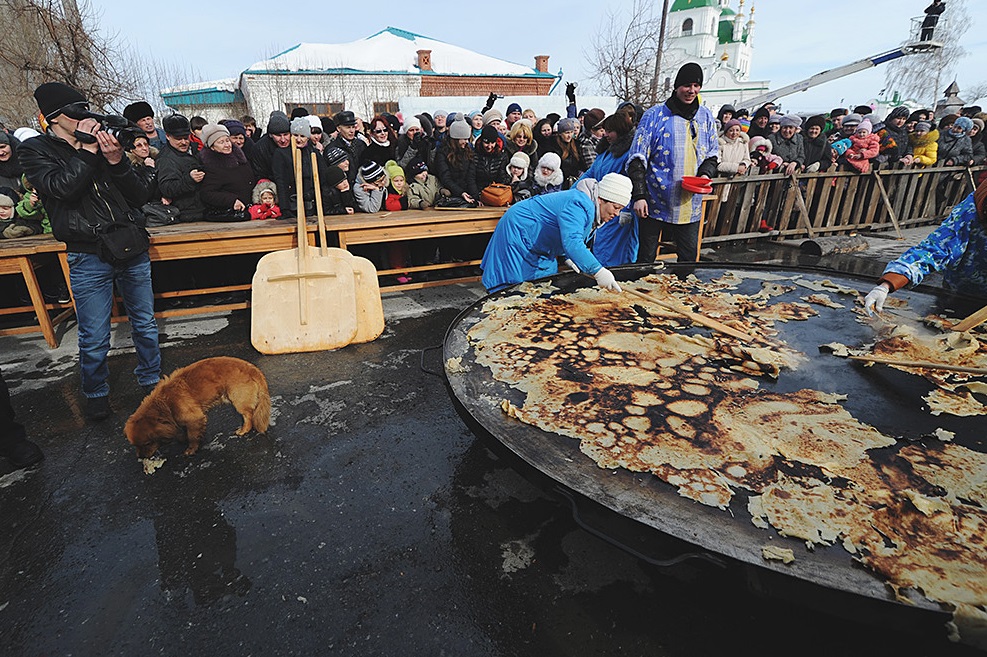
[96,0,985,113]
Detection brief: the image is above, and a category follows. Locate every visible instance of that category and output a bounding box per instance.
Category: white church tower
[664,0,769,109]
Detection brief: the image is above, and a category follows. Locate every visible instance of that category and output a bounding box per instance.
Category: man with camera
[18,82,160,421]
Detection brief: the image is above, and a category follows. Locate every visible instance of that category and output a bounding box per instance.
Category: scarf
[666,93,700,121]
[574,178,605,229]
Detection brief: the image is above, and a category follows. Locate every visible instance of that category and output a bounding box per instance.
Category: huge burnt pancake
[443,263,987,647]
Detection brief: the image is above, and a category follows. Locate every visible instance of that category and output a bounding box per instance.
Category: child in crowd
[383,161,408,212]
[717,120,751,177]
[909,122,939,166]
[531,153,564,196]
[189,116,207,152]
[15,174,49,234]
[353,161,388,213]
[841,119,880,174]
[323,166,355,215]
[405,159,443,209]
[748,136,782,174]
[506,152,535,201]
[248,180,281,220]
[0,191,26,239]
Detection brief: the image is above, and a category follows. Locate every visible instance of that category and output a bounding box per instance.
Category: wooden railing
[702,166,987,243]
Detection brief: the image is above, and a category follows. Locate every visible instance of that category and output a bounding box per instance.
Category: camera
[59,102,142,146]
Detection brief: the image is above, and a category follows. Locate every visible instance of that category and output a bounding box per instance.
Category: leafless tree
[585,0,675,107]
[0,0,145,124]
[884,0,971,107]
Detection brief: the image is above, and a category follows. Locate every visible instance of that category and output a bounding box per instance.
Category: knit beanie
[13,127,40,142]
[324,164,346,188]
[0,132,9,145]
[221,119,246,136]
[267,111,291,135]
[954,116,974,133]
[290,117,311,137]
[779,114,802,128]
[384,160,405,182]
[479,125,499,143]
[506,102,522,115]
[557,117,580,133]
[360,161,386,183]
[915,121,932,133]
[597,173,633,207]
[33,82,87,119]
[325,146,349,167]
[200,123,230,148]
[449,120,471,140]
[855,119,873,135]
[408,158,428,177]
[974,118,985,133]
[673,62,704,88]
[307,115,323,131]
[887,106,910,122]
[537,152,562,171]
[768,114,781,125]
[402,116,422,134]
[433,110,448,119]
[830,138,851,156]
[482,108,504,126]
[723,119,741,131]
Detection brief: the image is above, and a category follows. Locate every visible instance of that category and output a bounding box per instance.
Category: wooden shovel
[951,304,987,333]
[581,272,757,343]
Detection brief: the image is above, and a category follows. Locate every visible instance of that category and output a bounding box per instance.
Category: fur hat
[537,152,562,172]
[401,116,422,134]
[830,138,852,156]
[749,136,773,154]
[557,117,579,134]
[805,115,827,131]
[449,120,471,140]
[325,146,349,167]
[33,82,86,119]
[200,123,230,148]
[252,180,277,204]
[267,111,291,135]
[780,114,802,129]
[853,105,873,116]
[954,116,974,133]
[508,152,530,179]
[290,117,311,137]
[673,62,703,88]
[123,101,154,123]
[360,161,386,183]
[482,108,503,126]
[597,173,632,207]
[973,118,985,133]
[855,119,873,135]
[162,114,191,136]
[408,158,428,177]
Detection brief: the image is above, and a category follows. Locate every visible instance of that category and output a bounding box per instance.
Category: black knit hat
[325,146,348,167]
[673,63,704,88]
[887,106,910,121]
[360,160,386,182]
[266,111,290,135]
[162,114,191,136]
[324,163,346,188]
[33,82,87,119]
[408,158,428,176]
[480,125,499,143]
[290,107,309,119]
[123,101,154,122]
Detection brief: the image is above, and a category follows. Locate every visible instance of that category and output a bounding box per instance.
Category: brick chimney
[534,55,549,73]
[417,49,432,71]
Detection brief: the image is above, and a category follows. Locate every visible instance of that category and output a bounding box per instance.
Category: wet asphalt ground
[1,229,982,657]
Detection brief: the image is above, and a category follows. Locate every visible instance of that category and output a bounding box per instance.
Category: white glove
[618,211,633,226]
[564,258,581,274]
[863,284,889,316]
[594,267,622,292]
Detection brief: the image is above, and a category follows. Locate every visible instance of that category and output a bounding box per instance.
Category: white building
[664,0,770,110]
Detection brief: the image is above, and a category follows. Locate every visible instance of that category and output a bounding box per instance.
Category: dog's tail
[254,383,272,433]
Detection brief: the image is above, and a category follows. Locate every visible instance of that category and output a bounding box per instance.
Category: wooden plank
[872,172,903,238]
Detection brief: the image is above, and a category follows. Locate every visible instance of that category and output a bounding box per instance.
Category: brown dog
[125,357,271,458]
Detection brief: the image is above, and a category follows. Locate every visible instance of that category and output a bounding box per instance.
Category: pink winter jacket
[844,133,881,173]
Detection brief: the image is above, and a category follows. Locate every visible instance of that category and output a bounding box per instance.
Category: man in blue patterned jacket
[864,179,987,314]
[627,62,718,263]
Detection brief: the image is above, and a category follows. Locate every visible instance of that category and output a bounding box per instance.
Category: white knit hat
[537,152,561,172]
[307,115,323,130]
[597,173,633,207]
[401,116,422,134]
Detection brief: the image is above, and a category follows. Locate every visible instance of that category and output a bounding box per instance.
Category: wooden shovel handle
[952,304,987,332]
[311,152,328,258]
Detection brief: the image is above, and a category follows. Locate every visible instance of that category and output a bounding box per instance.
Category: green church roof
[717,18,749,44]
[670,0,718,11]
[720,6,736,16]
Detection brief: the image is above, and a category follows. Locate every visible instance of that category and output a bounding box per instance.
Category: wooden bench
[0,207,508,347]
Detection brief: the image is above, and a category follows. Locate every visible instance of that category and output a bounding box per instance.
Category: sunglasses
[311,128,322,134]
[372,128,389,134]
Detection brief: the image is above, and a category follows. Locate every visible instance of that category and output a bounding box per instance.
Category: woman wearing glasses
[360,115,397,168]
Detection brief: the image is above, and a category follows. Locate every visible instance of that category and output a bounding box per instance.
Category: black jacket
[157,144,205,221]
[271,143,336,218]
[18,133,150,253]
[473,144,510,190]
[433,142,478,199]
[199,146,255,211]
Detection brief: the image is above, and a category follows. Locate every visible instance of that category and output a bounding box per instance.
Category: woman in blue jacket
[480,173,632,293]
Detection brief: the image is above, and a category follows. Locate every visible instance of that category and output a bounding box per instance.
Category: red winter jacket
[249,203,282,220]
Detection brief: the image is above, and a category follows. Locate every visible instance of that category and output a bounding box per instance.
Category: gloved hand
[564,258,581,274]
[618,211,633,226]
[565,82,577,105]
[594,267,622,292]
[863,284,889,316]
[485,92,498,110]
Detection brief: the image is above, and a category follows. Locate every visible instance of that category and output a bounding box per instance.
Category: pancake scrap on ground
[466,273,987,647]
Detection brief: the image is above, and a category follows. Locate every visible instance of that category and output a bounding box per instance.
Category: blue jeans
[67,252,161,398]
